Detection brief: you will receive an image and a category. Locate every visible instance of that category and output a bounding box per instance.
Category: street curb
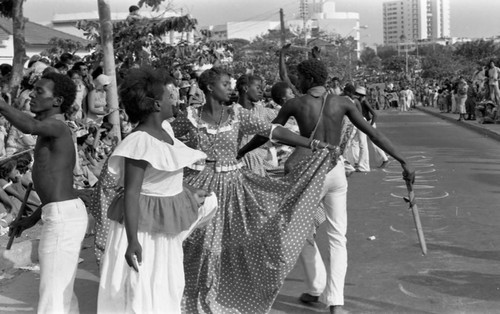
[415,107,500,142]
[0,239,39,272]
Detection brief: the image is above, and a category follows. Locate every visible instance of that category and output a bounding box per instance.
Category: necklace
[196,105,226,158]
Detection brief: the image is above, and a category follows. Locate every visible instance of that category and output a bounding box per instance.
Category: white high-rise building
[383,0,450,46]
[429,0,450,39]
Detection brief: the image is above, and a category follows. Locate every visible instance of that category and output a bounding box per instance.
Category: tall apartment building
[429,0,450,39]
[383,0,450,46]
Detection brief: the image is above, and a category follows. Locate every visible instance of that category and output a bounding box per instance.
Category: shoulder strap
[309,93,328,140]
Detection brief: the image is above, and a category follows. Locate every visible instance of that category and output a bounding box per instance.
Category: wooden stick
[405,179,427,255]
[6,183,33,250]
[0,149,34,164]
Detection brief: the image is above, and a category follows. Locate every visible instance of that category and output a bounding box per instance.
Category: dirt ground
[0,222,42,251]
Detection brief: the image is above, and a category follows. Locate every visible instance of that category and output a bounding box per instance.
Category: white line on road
[0,307,34,312]
[390,192,450,199]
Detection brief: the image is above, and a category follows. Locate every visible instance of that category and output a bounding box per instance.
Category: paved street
[1,109,500,314]
[274,109,500,313]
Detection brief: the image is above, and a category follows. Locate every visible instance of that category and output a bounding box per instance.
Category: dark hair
[41,72,77,114]
[16,152,32,174]
[198,67,230,94]
[0,63,12,77]
[129,5,140,12]
[297,59,328,86]
[119,67,166,124]
[67,69,80,79]
[343,83,356,95]
[54,62,68,71]
[59,52,74,64]
[71,61,87,72]
[271,81,291,105]
[42,67,58,75]
[20,76,33,91]
[235,74,261,94]
[0,160,16,180]
[164,75,176,86]
[92,66,103,80]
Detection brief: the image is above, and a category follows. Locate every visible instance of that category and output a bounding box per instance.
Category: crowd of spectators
[0,50,498,236]
[360,62,499,124]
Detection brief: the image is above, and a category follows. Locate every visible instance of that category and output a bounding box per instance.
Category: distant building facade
[383,0,450,46]
[201,21,281,42]
[288,0,363,58]
[202,0,364,57]
[0,18,88,65]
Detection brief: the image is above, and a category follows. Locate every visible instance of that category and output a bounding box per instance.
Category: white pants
[369,123,388,165]
[38,198,88,314]
[300,161,348,306]
[346,127,370,172]
[98,193,218,314]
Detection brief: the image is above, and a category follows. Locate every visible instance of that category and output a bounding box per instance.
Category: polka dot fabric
[239,103,278,177]
[174,105,337,313]
[88,157,120,266]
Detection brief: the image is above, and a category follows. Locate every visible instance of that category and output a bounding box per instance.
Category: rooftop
[0,17,88,46]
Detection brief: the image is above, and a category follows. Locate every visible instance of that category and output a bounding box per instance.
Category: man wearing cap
[239,59,413,314]
[356,86,390,169]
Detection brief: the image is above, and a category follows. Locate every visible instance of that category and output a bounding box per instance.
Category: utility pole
[279,8,286,46]
[97,0,121,140]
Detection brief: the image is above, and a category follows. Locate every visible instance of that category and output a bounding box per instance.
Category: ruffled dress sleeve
[106,122,208,235]
[108,122,206,184]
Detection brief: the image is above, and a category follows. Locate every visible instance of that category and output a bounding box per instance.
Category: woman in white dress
[97,68,218,314]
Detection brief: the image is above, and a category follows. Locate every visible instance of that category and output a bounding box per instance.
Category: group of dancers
[5,54,414,314]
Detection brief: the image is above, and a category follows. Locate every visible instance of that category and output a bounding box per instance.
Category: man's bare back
[277,94,353,147]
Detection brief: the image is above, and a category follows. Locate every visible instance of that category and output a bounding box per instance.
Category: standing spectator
[187,70,205,108]
[356,86,390,168]
[87,74,111,126]
[457,78,469,121]
[400,85,413,112]
[329,77,342,95]
[71,62,94,120]
[54,62,69,75]
[67,69,86,120]
[59,52,75,69]
[487,60,500,107]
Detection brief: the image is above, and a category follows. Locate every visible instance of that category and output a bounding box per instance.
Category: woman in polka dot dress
[235,74,279,177]
[172,68,339,313]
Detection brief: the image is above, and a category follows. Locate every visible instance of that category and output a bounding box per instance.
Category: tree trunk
[97,0,121,141]
[10,0,26,98]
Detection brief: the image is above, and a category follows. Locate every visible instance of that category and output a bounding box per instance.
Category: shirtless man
[2,72,88,314]
[239,59,413,314]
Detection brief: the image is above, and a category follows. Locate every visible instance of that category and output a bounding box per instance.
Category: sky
[23,0,500,47]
